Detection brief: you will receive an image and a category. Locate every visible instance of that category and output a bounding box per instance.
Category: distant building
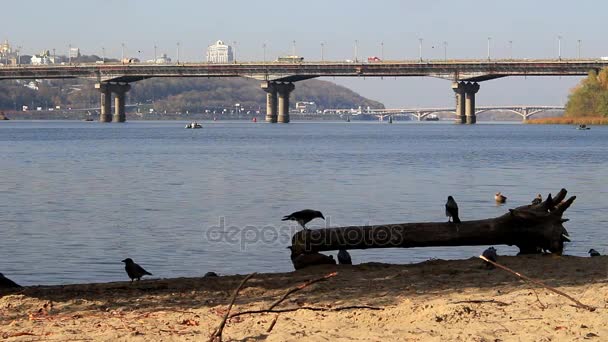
[206,40,234,63]
[295,101,318,113]
[0,39,11,56]
[146,53,172,64]
[69,47,80,59]
[31,50,57,65]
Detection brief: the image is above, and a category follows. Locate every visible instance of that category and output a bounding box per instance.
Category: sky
[2,0,605,107]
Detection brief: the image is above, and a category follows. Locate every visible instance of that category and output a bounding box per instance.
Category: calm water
[0,120,606,285]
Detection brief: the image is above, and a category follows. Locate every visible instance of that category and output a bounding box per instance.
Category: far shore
[526,116,608,125]
[1,255,606,341]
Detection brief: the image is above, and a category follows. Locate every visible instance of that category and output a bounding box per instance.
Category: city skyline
[1,0,605,107]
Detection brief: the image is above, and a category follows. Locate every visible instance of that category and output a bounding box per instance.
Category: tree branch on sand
[290,188,575,256]
[209,273,257,342]
[478,255,595,312]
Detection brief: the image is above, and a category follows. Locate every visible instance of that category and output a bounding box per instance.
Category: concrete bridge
[365,105,565,121]
[0,59,604,123]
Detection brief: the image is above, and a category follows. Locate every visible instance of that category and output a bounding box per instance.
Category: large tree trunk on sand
[291,189,574,256]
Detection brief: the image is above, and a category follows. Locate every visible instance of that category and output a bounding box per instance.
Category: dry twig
[209,273,257,342]
[478,255,595,312]
[452,300,510,306]
[267,272,338,311]
[266,314,279,333]
[230,304,383,318]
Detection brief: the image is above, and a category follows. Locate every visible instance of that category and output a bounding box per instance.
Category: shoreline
[1,255,606,340]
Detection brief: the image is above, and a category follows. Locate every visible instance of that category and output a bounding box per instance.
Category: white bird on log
[282,209,325,230]
[445,196,461,223]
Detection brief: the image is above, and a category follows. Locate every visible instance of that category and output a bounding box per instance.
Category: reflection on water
[0,121,606,285]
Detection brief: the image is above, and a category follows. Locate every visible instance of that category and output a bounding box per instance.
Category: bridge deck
[1,59,606,83]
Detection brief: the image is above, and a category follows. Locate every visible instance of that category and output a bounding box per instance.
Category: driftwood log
[291,188,574,256]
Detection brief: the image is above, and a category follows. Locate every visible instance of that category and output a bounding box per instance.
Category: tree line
[565,68,608,117]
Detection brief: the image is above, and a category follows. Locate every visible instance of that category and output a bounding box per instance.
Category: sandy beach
[1,255,606,341]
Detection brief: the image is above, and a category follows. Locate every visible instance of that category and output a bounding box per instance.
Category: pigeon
[531,194,543,205]
[482,247,498,269]
[495,192,507,204]
[204,272,219,277]
[589,249,601,257]
[287,246,336,270]
[445,196,461,223]
[282,209,325,230]
[0,273,22,289]
[121,258,152,282]
[337,249,352,265]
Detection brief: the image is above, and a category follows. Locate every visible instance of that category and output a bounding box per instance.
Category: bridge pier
[276,82,295,123]
[452,82,466,124]
[464,82,480,124]
[261,82,278,123]
[95,83,112,123]
[112,84,131,123]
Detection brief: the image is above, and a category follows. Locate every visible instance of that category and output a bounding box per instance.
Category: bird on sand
[337,249,352,265]
[531,193,543,205]
[204,272,219,277]
[482,247,498,269]
[495,192,507,204]
[282,209,325,230]
[0,273,22,289]
[287,246,336,270]
[445,196,461,223]
[121,258,152,282]
[589,249,601,257]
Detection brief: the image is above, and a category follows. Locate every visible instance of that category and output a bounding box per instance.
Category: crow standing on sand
[337,249,352,265]
[482,247,498,269]
[531,194,543,205]
[445,196,461,223]
[121,258,152,282]
[589,249,601,257]
[282,209,325,230]
[0,273,22,289]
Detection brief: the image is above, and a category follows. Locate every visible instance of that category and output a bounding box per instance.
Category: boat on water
[576,124,590,130]
[425,114,440,121]
[185,121,202,129]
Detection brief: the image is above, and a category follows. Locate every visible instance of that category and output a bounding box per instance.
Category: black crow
[337,249,352,265]
[445,196,461,223]
[482,247,498,269]
[495,192,507,203]
[531,194,543,205]
[204,272,219,277]
[121,258,152,282]
[589,249,601,257]
[0,273,22,289]
[282,209,325,230]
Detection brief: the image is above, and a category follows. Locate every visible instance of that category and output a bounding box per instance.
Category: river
[0,120,606,285]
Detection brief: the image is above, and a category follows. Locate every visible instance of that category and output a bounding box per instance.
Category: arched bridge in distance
[362,105,565,121]
[0,59,602,124]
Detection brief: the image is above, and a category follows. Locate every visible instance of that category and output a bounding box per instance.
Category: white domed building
[206,40,234,63]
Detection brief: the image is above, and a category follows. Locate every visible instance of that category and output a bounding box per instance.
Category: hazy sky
[3,0,605,107]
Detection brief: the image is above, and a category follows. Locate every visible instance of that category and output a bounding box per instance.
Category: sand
[1,255,606,341]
